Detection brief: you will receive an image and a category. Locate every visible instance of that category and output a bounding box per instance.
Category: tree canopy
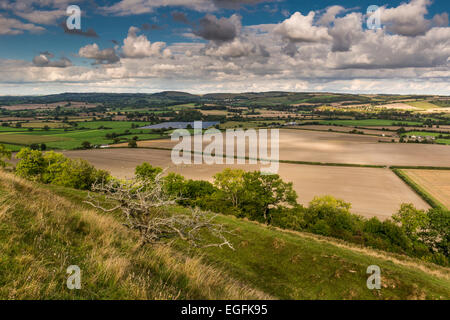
[0,144,11,168]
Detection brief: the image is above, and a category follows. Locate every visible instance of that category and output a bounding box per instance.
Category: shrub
[240,171,297,224]
[271,206,306,231]
[0,144,12,168]
[305,196,352,223]
[128,140,138,148]
[311,220,332,236]
[52,159,110,190]
[213,168,245,210]
[379,220,412,253]
[304,196,361,239]
[135,163,163,182]
[212,169,297,223]
[15,148,110,190]
[41,151,69,184]
[431,253,448,266]
[421,208,449,258]
[81,141,92,149]
[15,148,46,180]
[181,179,216,208]
[163,172,186,198]
[392,203,429,240]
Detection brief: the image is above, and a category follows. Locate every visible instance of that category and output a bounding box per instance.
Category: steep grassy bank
[0,171,449,300]
[0,171,268,300]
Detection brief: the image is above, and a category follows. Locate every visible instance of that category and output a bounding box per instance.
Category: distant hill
[150,91,200,99]
[0,91,446,107]
[0,92,203,108]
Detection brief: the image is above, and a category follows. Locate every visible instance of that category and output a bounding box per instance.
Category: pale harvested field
[63,148,430,219]
[421,107,450,114]
[246,109,300,118]
[200,110,228,116]
[21,122,67,128]
[115,129,450,167]
[401,169,450,209]
[376,103,420,110]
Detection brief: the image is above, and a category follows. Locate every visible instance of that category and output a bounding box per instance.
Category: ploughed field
[59,128,450,218]
[63,148,430,219]
[273,130,449,166]
[115,129,450,167]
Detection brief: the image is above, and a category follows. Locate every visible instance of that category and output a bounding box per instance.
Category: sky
[0,0,449,95]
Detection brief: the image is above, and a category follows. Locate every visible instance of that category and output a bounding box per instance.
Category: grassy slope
[1,171,449,300]
[0,172,268,300]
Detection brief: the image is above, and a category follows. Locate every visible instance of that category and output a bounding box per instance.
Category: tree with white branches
[84,172,234,250]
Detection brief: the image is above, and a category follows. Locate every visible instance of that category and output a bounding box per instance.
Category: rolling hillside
[0,171,448,300]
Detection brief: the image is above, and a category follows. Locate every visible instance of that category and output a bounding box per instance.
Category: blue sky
[0,0,449,95]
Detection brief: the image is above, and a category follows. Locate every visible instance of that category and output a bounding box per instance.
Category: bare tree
[84,173,234,250]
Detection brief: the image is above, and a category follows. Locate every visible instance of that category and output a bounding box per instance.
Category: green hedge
[392,169,446,210]
[390,166,450,170]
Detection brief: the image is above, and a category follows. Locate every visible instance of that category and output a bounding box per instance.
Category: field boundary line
[111,146,388,169]
[390,166,450,170]
[391,168,447,210]
[285,126,389,138]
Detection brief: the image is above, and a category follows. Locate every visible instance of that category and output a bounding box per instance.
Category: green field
[0,126,29,132]
[0,133,70,145]
[170,103,198,111]
[436,139,450,145]
[403,131,450,145]
[0,121,163,150]
[1,172,448,300]
[407,101,440,110]
[0,144,23,152]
